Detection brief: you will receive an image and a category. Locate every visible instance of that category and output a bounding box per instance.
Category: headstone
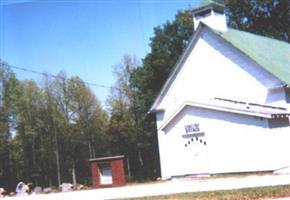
[60,183,73,192]
[43,187,52,194]
[33,186,42,194]
[0,188,5,197]
[16,182,29,196]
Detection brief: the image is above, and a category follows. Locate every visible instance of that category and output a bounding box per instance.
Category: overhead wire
[0,61,112,89]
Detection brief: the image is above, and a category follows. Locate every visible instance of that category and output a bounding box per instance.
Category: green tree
[15,80,44,184]
[131,10,194,106]
[0,61,21,191]
[226,0,290,42]
[42,74,109,187]
[128,10,194,179]
[127,0,290,180]
[68,76,109,186]
[107,55,141,179]
[0,62,109,188]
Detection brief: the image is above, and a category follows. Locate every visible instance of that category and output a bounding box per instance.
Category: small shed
[89,155,126,188]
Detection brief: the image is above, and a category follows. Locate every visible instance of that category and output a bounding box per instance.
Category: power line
[0,61,112,89]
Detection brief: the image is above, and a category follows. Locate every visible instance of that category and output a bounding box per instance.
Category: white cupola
[192,0,227,32]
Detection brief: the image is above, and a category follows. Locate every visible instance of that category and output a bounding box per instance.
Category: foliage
[106,10,194,180]
[0,61,21,190]
[107,55,142,179]
[1,0,289,193]
[107,0,290,182]
[0,62,109,191]
[131,10,194,106]
[130,10,194,168]
[127,10,194,179]
[226,0,290,43]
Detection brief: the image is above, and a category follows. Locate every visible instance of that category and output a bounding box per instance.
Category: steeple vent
[192,0,227,32]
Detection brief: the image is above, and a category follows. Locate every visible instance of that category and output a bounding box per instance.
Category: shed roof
[88,155,124,162]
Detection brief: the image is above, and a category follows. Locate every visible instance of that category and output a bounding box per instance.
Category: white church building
[150,1,290,180]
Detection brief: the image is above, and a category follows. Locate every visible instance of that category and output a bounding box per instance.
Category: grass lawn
[127,185,290,200]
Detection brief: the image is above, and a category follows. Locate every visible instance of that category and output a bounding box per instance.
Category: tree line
[1,0,289,192]
[0,64,110,191]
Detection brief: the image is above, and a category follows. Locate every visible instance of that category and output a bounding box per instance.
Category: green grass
[125,185,290,200]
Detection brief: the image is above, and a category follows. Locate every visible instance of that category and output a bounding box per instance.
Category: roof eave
[149,23,207,113]
[159,101,290,131]
[192,3,225,14]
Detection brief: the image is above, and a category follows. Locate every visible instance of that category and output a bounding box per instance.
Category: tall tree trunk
[6,140,13,191]
[88,141,93,159]
[53,120,61,186]
[138,150,143,166]
[87,131,93,158]
[5,114,14,191]
[55,147,61,186]
[126,157,131,179]
[32,136,36,165]
[92,144,96,158]
[72,164,77,190]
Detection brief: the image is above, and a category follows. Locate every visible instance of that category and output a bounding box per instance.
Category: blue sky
[0,0,201,106]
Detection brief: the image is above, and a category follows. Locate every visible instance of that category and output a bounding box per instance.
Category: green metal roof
[214,28,290,84]
[197,0,222,7]
[193,0,224,13]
